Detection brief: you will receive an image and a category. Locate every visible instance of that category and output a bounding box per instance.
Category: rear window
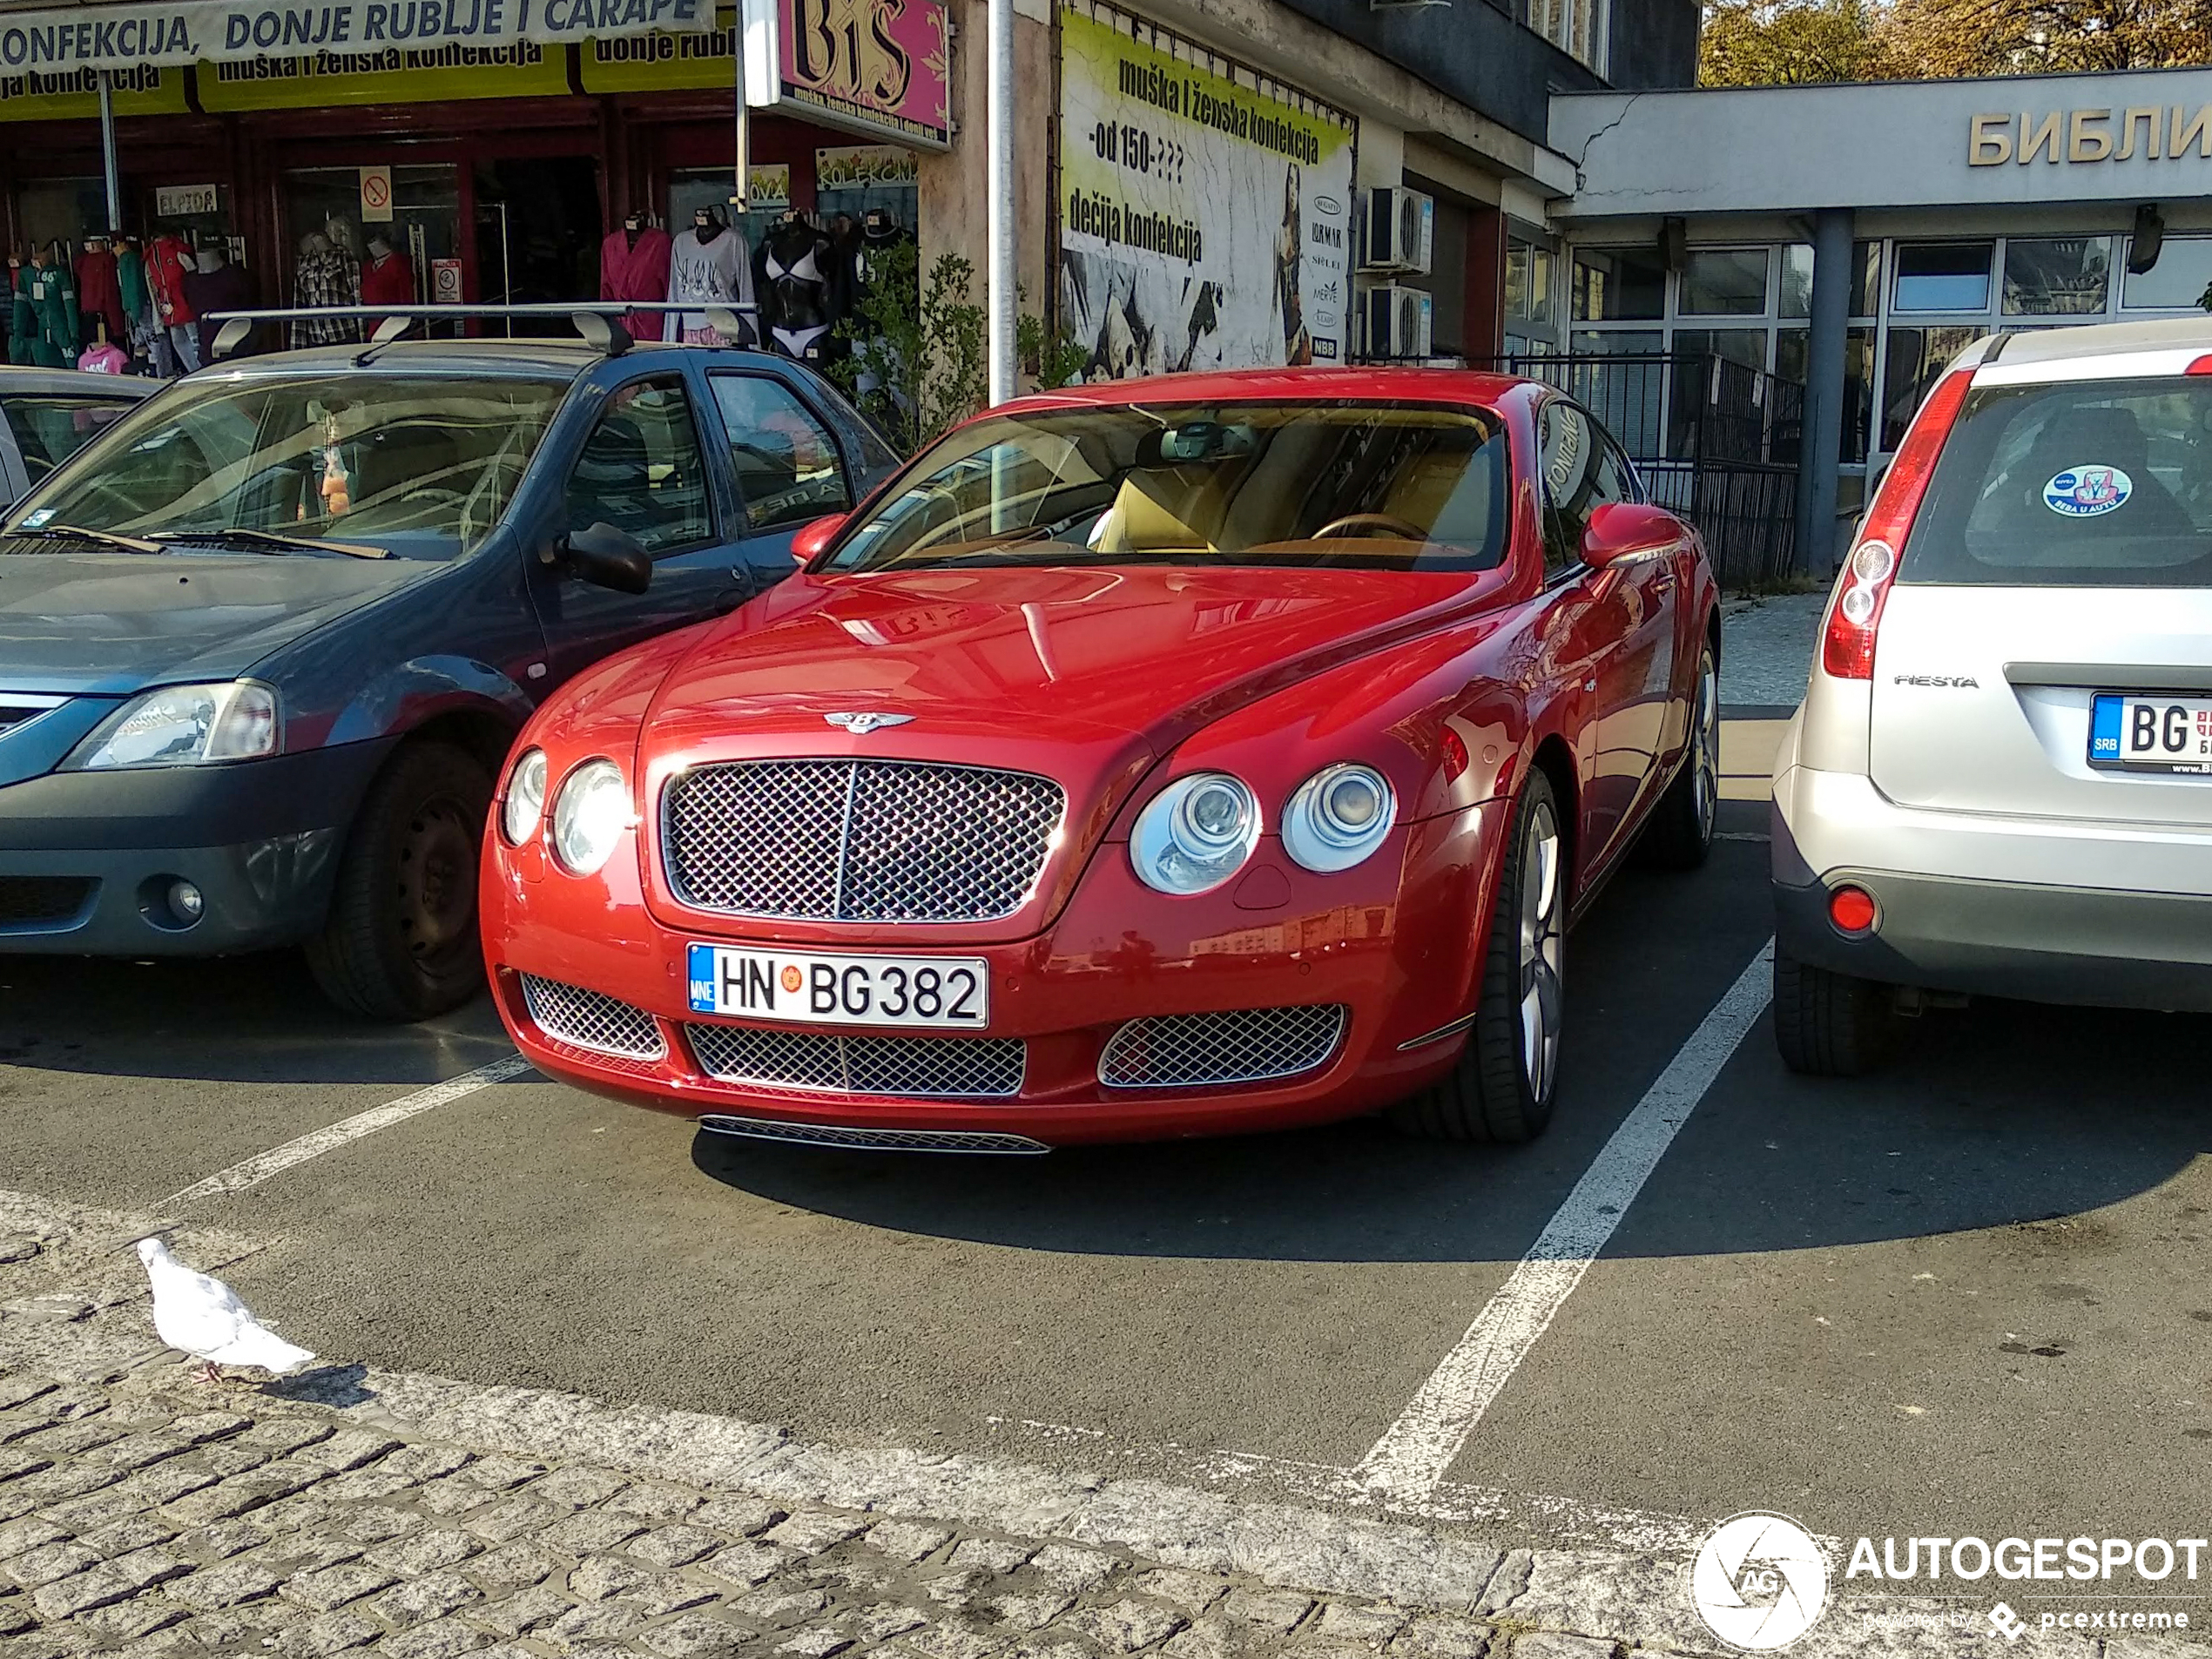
[1903,378,2212,586]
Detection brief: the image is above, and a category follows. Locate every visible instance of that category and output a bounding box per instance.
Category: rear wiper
[5,523,162,554]
[150,528,389,559]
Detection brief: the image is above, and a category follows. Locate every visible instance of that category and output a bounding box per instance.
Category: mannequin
[753,208,841,362]
[183,243,251,362]
[21,244,81,368]
[360,232,415,337]
[77,234,128,352]
[148,226,200,373]
[665,206,751,344]
[599,210,671,342]
[292,229,362,348]
[78,317,127,374]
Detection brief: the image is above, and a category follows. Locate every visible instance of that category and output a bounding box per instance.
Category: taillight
[1823,366,1974,680]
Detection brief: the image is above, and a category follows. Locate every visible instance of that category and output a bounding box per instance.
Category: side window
[3,397,137,486]
[1539,401,1634,573]
[708,374,853,532]
[565,379,711,556]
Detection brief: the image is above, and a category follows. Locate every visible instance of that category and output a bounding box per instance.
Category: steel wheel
[396,795,478,962]
[1518,796,1564,1105]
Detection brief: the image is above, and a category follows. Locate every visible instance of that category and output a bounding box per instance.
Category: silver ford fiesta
[1772,316,2212,1074]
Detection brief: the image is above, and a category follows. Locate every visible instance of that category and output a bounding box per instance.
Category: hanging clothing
[183,260,251,362]
[148,236,196,328]
[753,217,840,362]
[599,226,671,341]
[665,226,751,343]
[6,266,32,366]
[292,247,363,348]
[78,339,128,374]
[75,246,127,351]
[360,248,415,337]
[20,264,82,368]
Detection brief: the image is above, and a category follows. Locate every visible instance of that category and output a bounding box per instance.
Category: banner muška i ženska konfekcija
[1057,0,1355,378]
[0,0,709,73]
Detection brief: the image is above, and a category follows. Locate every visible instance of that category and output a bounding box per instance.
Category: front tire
[1391,772,1565,1143]
[1772,945,1895,1076]
[1637,640,1718,870]
[307,740,492,1022]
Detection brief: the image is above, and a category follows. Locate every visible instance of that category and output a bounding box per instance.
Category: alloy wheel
[1518,798,1564,1103]
[1691,652,1719,839]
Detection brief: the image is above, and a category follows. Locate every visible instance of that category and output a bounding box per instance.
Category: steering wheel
[1312,512,1426,542]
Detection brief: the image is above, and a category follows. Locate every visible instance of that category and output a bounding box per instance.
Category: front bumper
[482,801,1507,1145]
[0,741,393,954]
[1773,763,2212,1012]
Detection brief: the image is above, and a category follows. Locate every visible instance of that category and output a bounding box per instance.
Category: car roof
[0,366,159,397]
[991,365,1532,417]
[1993,316,2212,366]
[181,339,804,381]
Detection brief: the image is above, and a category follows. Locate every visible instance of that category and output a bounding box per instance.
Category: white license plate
[686,943,989,1028]
[2089,693,2212,772]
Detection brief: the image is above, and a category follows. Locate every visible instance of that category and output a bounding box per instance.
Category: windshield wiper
[4,523,163,554]
[150,528,389,559]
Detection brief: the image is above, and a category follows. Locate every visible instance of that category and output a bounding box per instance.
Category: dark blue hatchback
[0,333,897,1018]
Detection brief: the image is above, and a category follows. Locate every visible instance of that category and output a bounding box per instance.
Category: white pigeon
[135,1236,316,1383]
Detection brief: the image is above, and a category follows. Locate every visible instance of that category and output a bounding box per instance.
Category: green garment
[118,248,150,322]
[22,264,80,368]
[7,267,33,366]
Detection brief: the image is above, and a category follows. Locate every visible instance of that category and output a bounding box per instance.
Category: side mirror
[1580,501,1686,570]
[790,512,847,563]
[561,521,652,594]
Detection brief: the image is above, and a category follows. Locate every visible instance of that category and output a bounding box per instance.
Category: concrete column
[1794,206,1854,577]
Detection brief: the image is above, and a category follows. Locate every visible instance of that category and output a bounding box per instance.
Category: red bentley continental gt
[481,368,1720,1150]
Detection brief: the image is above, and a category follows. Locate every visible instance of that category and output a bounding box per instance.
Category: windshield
[824,401,1509,574]
[1904,378,2212,587]
[1,374,568,561]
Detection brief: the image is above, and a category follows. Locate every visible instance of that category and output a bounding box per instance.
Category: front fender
[324,654,536,748]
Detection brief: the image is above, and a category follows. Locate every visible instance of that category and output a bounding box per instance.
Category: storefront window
[1779,246,1814,320]
[1777,325,1875,462]
[1881,325,1981,450]
[1893,242,1993,313]
[1573,248,1664,322]
[2002,238,2109,315]
[1679,249,1767,317]
[1507,239,1555,330]
[284,165,460,332]
[1673,327,1767,369]
[2121,236,2212,310]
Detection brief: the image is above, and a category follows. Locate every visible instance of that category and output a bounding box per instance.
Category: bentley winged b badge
[824,712,914,735]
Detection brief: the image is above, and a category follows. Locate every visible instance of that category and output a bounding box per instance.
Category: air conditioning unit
[1359,187,1434,275]
[1363,284,1433,360]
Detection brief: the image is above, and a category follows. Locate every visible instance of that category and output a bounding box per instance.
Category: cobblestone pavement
[1717,591,1826,711]
[3,1190,2202,1659]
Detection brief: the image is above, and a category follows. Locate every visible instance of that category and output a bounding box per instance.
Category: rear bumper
[1773,764,2212,1012]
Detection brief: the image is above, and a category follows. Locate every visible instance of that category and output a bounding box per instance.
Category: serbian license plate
[686,943,989,1028]
[2089,694,2212,772]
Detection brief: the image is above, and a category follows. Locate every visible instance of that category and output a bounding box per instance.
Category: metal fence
[1488,351,1806,590]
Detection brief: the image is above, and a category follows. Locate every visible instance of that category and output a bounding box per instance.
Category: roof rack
[201,303,761,362]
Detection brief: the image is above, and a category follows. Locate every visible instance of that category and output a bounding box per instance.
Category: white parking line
[157,1055,535,1209]
[1352,941,1775,1507]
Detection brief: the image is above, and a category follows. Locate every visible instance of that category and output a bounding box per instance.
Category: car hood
[647,563,1501,756]
[0,553,437,696]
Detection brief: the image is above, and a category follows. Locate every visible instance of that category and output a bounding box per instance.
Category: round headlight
[502,748,548,847]
[1130,772,1260,895]
[1282,763,1397,873]
[550,758,631,875]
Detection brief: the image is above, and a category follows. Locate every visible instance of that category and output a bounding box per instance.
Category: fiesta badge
[2043,464,2133,517]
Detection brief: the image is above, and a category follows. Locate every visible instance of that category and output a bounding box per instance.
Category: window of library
[1777,326,1876,462]
[2121,236,2212,309]
[1533,0,1607,72]
[1893,242,1993,313]
[1573,247,1665,322]
[1881,325,1982,450]
[1777,241,1879,320]
[1679,249,1767,317]
[2002,238,2109,315]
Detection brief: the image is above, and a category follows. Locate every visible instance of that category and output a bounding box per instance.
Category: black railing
[1487,351,1806,590]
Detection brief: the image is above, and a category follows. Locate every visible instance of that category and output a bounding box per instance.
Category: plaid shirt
[292,248,362,347]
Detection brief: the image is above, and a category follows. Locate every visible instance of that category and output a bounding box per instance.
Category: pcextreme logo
[1691,1513,1832,1650]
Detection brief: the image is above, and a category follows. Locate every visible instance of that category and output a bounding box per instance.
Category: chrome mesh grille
[664,759,1064,923]
[521,974,666,1061]
[1098,1005,1349,1089]
[686,1022,1026,1098]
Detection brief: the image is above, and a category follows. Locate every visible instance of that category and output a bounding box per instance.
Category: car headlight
[502,748,548,846]
[1281,763,1397,873]
[1130,772,1259,894]
[550,758,631,875]
[68,681,279,769]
